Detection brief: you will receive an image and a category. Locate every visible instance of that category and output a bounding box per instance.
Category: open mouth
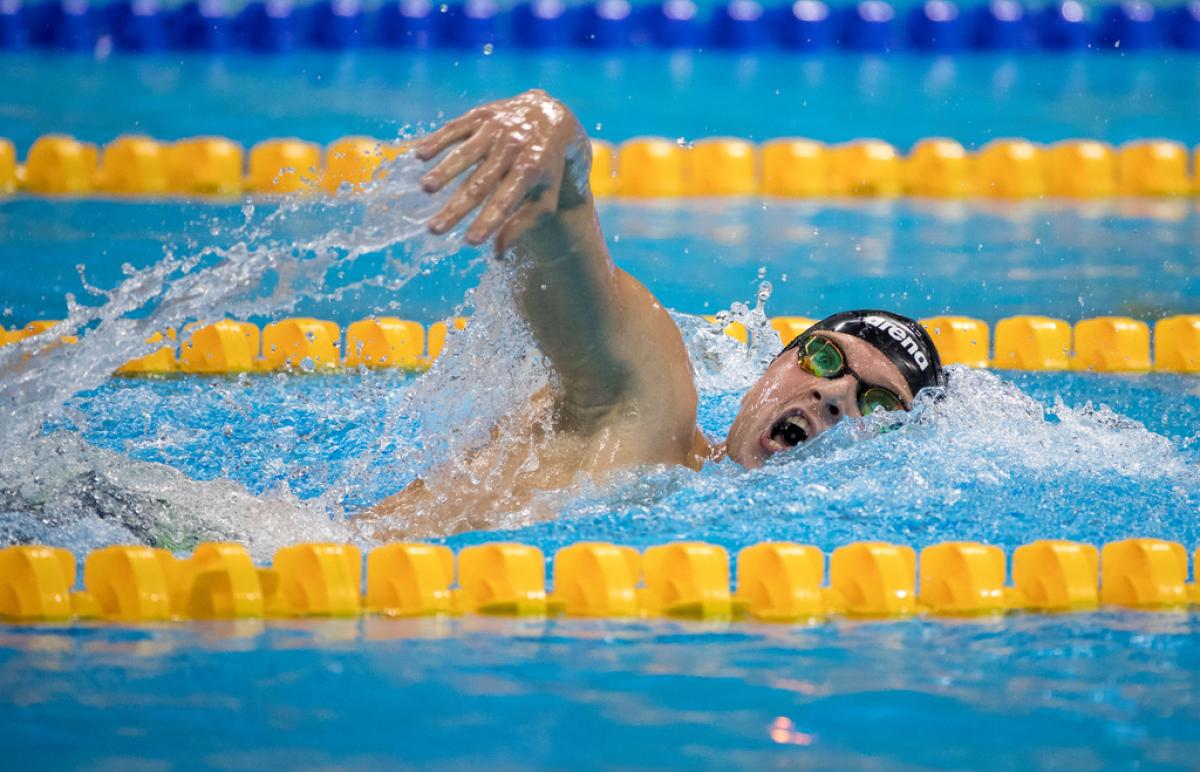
[763,409,812,453]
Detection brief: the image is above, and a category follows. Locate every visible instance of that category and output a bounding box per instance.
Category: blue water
[2,41,1200,770]
[2,152,1200,772]
[43,368,1200,549]
[2,613,1199,768]
[1,51,1198,151]
[3,199,1199,325]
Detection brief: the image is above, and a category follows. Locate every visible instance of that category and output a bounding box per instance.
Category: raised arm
[415,90,677,426]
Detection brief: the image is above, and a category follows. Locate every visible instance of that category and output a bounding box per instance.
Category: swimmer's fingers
[414,111,484,162]
[493,180,561,254]
[428,143,521,236]
[420,130,494,194]
[465,162,545,246]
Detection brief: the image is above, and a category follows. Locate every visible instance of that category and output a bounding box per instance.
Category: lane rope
[2,0,1197,55]
[4,314,1197,374]
[0,537,1196,623]
[2,134,1197,199]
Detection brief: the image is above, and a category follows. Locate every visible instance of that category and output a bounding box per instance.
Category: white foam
[1,162,1195,556]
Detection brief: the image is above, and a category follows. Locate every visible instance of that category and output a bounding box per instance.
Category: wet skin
[368,91,912,537]
[725,331,913,469]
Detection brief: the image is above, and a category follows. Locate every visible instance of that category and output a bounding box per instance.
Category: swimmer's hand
[415,89,591,254]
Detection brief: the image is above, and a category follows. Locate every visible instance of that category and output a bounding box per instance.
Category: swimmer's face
[724,331,914,469]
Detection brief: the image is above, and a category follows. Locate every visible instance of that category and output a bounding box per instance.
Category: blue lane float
[511,0,571,49]
[308,0,364,49]
[907,0,965,52]
[969,0,1030,49]
[710,0,768,49]
[28,0,97,51]
[234,0,301,52]
[9,0,1200,53]
[0,0,28,49]
[777,0,832,50]
[836,0,896,51]
[1096,0,1159,50]
[375,0,439,49]
[106,0,167,51]
[1036,0,1092,49]
[1166,1,1200,49]
[169,0,233,51]
[578,0,632,48]
[644,0,702,48]
[441,0,499,49]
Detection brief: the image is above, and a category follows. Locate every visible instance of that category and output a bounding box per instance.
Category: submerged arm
[415,90,672,425]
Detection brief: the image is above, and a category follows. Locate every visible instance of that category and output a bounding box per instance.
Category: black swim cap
[793,310,947,398]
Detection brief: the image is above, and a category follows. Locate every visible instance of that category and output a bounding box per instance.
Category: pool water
[2,51,1199,149]
[21,366,1198,553]
[4,198,1199,324]
[2,43,1199,770]
[2,176,1199,768]
[3,612,1200,768]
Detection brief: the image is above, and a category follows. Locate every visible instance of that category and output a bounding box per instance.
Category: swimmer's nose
[809,377,859,425]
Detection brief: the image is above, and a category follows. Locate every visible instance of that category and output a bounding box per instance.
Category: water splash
[461,367,1200,555]
[1,164,1197,559]
[0,153,490,557]
[0,154,453,446]
[675,279,781,393]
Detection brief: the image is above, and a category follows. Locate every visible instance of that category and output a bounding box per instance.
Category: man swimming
[369,90,945,537]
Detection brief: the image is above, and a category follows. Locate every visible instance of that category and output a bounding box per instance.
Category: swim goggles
[782,334,907,416]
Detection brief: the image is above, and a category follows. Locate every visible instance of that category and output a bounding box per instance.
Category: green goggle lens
[798,337,845,378]
[859,386,904,415]
[794,335,905,416]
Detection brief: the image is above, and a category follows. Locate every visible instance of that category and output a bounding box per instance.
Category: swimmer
[369,90,945,537]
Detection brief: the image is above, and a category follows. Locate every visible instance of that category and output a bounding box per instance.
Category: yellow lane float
[1117,140,1189,197]
[921,316,989,368]
[96,135,170,195]
[904,138,970,198]
[261,318,341,371]
[3,537,1199,623]
[688,138,758,196]
[992,316,1072,371]
[589,139,616,197]
[5,314,1199,377]
[1010,540,1099,612]
[5,132,1197,199]
[1045,140,1116,198]
[248,138,321,194]
[0,138,16,194]
[1071,316,1152,373]
[616,137,687,198]
[828,139,901,197]
[167,137,244,196]
[761,139,827,197]
[1100,539,1189,610]
[345,318,425,369]
[736,542,825,621]
[975,138,1044,199]
[22,135,97,195]
[179,319,260,373]
[1154,315,1200,373]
